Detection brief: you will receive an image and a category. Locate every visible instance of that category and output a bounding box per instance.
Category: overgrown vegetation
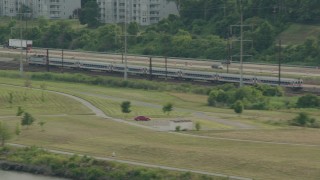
[0,146,219,180]
[288,112,319,128]
[207,84,284,110]
[0,71,213,95]
[1,1,320,65]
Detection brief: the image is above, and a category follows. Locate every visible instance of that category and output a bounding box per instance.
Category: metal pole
[62,49,64,73]
[165,57,167,80]
[25,14,28,64]
[124,0,128,80]
[122,53,124,64]
[278,39,281,86]
[227,38,230,73]
[239,0,244,87]
[149,57,152,80]
[20,13,23,77]
[46,49,49,72]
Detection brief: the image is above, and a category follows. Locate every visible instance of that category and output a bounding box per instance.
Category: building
[97,0,179,25]
[0,0,81,19]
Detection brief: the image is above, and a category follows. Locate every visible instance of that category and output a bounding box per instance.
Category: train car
[180,69,217,82]
[256,76,303,88]
[49,58,79,68]
[27,55,303,88]
[79,60,111,71]
[150,67,181,79]
[28,55,46,65]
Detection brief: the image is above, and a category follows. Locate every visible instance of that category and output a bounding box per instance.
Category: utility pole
[165,57,168,80]
[19,12,23,77]
[227,38,230,73]
[124,0,128,80]
[230,0,252,87]
[46,49,49,72]
[149,57,152,80]
[239,0,244,87]
[278,39,281,86]
[61,49,64,73]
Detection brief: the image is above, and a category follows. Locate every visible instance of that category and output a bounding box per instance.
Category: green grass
[2,115,319,180]
[0,85,92,116]
[278,23,320,45]
[0,72,320,179]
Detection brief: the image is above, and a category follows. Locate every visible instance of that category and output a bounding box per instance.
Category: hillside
[278,23,320,45]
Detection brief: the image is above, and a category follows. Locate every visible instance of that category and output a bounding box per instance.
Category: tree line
[1,0,320,65]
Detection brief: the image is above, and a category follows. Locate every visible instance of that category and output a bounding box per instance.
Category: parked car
[211,63,224,69]
[134,116,151,121]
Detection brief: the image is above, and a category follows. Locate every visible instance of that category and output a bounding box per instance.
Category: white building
[0,0,81,19]
[97,0,179,25]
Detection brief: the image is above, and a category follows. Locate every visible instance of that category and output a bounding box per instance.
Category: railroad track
[1,61,320,95]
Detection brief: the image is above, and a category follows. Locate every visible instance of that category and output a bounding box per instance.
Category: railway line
[1,46,320,93]
[0,59,320,95]
[1,47,320,79]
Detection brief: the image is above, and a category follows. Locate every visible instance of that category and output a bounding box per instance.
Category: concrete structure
[169,120,193,131]
[0,0,81,19]
[97,0,179,25]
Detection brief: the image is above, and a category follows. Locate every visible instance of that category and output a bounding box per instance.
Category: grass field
[278,23,320,45]
[0,74,320,179]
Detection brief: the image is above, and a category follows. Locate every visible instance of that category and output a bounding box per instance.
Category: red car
[134,116,151,121]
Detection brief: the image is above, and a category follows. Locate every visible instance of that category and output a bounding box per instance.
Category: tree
[289,112,318,128]
[38,121,46,132]
[162,103,173,115]
[21,112,35,129]
[207,90,218,106]
[0,122,11,146]
[121,101,131,118]
[16,106,24,116]
[79,1,100,28]
[195,122,201,131]
[127,22,139,36]
[233,100,244,114]
[297,94,320,108]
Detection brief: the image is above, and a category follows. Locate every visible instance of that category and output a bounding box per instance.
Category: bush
[16,106,24,116]
[296,94,320,108]
[289,112,318,128]
[233,100,244,114]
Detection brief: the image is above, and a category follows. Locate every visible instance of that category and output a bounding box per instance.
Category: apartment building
[97,0,179,25]
[0,0,81,19]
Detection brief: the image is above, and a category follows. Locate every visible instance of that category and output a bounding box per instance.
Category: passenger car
[134,116,151,121]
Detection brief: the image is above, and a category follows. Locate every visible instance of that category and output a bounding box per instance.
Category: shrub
[16,106,24,116]
[195,122,201,131]
[233,100,244,114]
[289,112,318,128]
[296,94,320,108]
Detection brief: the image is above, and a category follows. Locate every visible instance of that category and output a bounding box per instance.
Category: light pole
[124,0,128,80]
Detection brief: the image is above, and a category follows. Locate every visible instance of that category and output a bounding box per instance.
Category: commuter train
[28,55,303,88]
